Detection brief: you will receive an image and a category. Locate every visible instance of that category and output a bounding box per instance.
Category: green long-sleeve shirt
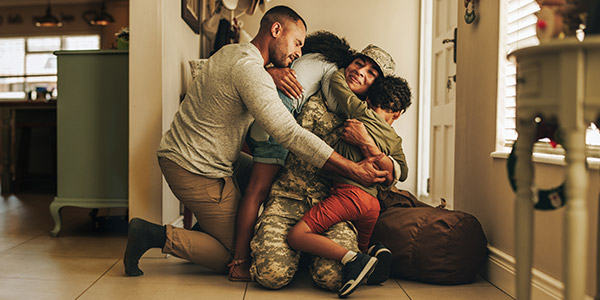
[325,68,408,197]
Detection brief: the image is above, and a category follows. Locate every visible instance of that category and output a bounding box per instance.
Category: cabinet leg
[49,201,63,237]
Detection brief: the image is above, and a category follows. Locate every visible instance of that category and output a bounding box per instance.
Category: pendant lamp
[35,0,63,28]
[83,1,115,26]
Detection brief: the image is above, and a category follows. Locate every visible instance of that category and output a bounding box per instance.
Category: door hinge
[426,178,430,193]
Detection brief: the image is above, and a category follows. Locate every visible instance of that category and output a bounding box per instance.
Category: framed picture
[181,0,200,34]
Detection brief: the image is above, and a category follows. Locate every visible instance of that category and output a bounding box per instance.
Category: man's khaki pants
[158,155,251,273]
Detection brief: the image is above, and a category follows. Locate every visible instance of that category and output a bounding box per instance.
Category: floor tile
[0,208,53,238]
[0,277,92,300]
[0,236,31,252]
[0,253,118,282]
[106,256,236,286]
[399,277,513,300]
[3,234,127,258]
[79,279,246,300]
[245,267,409,300]
[80,259,247,300]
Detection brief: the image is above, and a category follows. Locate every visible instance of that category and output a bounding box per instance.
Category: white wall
[160,0,200,223]
[129,0,199,224]
[238,0,421,193]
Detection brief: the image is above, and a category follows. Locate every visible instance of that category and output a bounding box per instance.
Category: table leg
[563,127,588,300]
[515,119,535,300]
[0,108,11,193]
[596,188,600,300]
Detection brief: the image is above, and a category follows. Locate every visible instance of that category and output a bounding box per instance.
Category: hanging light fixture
[34,0,63,28]
[82,1,115,27]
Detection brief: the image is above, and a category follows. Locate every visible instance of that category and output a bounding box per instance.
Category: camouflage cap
[359,44,396,77]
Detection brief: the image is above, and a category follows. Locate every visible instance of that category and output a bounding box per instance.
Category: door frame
[417,0,433,203]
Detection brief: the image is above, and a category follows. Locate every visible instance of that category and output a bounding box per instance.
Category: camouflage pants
[249,91,359,290]
[249,195,359,291]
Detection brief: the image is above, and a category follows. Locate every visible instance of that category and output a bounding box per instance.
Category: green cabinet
[50,50,128,236]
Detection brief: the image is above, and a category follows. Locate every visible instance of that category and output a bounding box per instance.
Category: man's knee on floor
[251,259,296,289]
[311,257,343,291]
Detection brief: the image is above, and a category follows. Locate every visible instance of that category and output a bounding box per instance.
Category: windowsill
[0,98,27,102]
[491,151,600,170]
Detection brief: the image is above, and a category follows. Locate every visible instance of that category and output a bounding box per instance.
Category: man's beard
[271,43,291,67]
[272,53,290,68]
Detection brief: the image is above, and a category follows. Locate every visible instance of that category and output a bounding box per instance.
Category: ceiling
[0,0,107,7]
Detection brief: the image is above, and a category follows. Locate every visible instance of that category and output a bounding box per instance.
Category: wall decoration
[464,0,477,24]
[8,14,23,24]
[60,13,75,23]
[182,0,201,34]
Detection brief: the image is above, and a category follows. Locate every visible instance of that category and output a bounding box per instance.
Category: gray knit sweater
[157,43,333,178]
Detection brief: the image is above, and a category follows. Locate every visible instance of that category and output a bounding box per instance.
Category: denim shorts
[246,90,299,166]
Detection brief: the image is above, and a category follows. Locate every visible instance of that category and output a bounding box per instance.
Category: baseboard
[483,245,594,300]
[169,215,184,228]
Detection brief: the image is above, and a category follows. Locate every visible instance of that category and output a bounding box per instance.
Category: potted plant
[115,27,129,50]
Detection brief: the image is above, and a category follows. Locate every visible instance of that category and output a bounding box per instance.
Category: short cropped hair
[260,6,307,31]
[367,76,412,113]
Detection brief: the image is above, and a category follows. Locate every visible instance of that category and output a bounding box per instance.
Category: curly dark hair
[367,76,412,113]
[301,31,356,69]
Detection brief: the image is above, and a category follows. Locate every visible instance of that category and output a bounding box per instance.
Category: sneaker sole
[367,248,392,285]
[338,257,378,298]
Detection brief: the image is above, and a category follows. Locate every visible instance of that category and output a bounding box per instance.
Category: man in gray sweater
[123,6,388,277]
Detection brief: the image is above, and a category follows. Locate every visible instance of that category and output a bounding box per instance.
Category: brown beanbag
[371,189,487,285]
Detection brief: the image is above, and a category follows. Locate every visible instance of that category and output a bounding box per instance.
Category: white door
[429,0,457,209]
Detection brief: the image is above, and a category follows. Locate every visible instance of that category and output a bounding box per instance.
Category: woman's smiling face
[344,56,380,95]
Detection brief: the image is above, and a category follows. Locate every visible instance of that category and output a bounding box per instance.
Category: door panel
[430,0,457,209]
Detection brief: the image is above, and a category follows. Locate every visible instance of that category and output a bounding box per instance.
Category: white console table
[510,37,600,300]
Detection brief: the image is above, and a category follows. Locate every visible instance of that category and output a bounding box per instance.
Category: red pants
[302,183,380,253]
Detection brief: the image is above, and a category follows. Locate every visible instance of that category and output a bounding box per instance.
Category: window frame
[0,34,100,100]
[496,0,600,164]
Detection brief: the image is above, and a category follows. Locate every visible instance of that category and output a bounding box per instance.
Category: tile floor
[0,193,514,300]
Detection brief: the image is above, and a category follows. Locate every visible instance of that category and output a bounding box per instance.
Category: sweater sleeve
[232,60,333,168]
[328,68,369,119]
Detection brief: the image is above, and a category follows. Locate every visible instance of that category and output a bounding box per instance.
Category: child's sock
[123,218,166,276]
[341,250,357,265]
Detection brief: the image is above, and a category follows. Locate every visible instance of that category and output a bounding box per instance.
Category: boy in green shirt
[288,71,412,298]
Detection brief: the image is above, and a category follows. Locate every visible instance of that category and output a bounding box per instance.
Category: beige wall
[129,0,199,224]
[455,0,599,296]
[238,0,421,193]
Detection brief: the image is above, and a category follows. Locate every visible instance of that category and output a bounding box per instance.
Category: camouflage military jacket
[268,91,344,206]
